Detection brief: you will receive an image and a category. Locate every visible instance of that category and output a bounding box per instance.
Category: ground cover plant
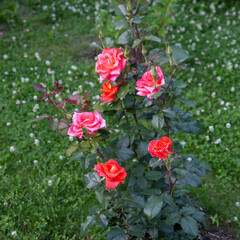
[0,0,239,239]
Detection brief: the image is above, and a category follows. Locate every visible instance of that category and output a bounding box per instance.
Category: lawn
[0,0,239,239]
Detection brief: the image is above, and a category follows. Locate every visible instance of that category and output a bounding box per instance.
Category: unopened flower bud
[151,68,157,80]
[167,46,172,55]
[67,114,72,120]
[127,3,131,12]
[99,31,103,40]
[142,46,147,56]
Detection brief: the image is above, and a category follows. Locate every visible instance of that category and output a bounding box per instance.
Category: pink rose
[136,67,165,99]
[68,111,106,138]
[95,48,127,82]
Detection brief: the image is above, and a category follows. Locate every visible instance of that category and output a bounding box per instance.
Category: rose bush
[32,0,211,239]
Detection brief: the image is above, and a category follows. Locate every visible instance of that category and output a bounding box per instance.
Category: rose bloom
[68,111,106,138]
[94,159,127,189]
[148,137,173,159]
[95,48,127,82]
[136,67,165,99]
[99,80,124,103]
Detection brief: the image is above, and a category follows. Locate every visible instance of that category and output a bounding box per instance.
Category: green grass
[0,0,240,238]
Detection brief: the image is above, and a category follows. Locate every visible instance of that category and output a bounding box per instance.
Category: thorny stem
[96,148,104,161]
[167,65,177,89]
[166,121,170,137]
[133,113,143,140]
[170,178,178,196]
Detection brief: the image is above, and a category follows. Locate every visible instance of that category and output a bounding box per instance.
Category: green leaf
[152,113,164,130]
[134,164,145,177]
[149,158,163,168]
[90,42,102,49]
[66,142,79,157]
[144,195,163,219]
[118,30,132,45]
[132,39,142,48]
[178,98,195,108]
[80,155,96,171]
[184,173,202,187]
[180,216,199,237]
[88,205,100,215]
[163,193,176,208]
[95,188,104,205]
[180,207,196,216]
[145,35,161,43]
[118,4,128,15]
[114,18,128,30]
[116,147,135,161]
[166,213,181,225]
[171,120,206,135]
[145,171,163,181]
[69,152,83,162]
[129,225,145,237]
[174,80,187,89]
[162,108,177,118]
[174,168,188,176]
[48,117,58,131]
[85,172,100,189]
[79,141,91,149]
[136,178,148,190]
[170,45,190,62]
[80,215,96,236]
[132,16,142,24]
[192,211,206,222]
[117,84,129,99]
[137,141,149,159]
[153,55,169,64]
[103,37,114,48]
[107,227,127,240]
[96,214,108,228]
[142,188,161,195]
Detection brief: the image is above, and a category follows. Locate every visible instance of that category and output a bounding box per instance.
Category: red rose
[148,137,173,159]
[95,48,127,82]
[94,159,127,189]
[99,80,124,103]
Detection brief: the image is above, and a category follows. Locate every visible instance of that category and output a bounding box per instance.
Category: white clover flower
[225,102,230,107]
[236,202,240,207]
[16,100,21,105]
[233,216,238,221]
[196,110,200,116]
[211,92,216,98]
[217,76,221,82]
[59,155,64,160]
[83,71,88,76]
[71,65,77,70]
[33,95,38,100]
[34,139,40,146]
[209,126,214,132]
[33,104,39,112]
[4,201,8,206]
[220,100,225,105]
[214,138,221,144]
[89,82,95,87]
[226,123,231,128]
[34,52,41,61]
[6,122,11,126]
[3,54,8,60]
[30,133,34,138]
[12,36,16,41]
[12,67,16,72]
[33,160,38,164]
[25,77,29,83]
[187,158,192,162]
[180,141,186,147]
[69,136,74,141]
[45,60,51,66]
[22,100,26,104]
[206,136,210,141]
[48,180,53,186]
[11,231,17,237]
[48,140,51,143]
[217,109,221,114]
[10,146,16,152]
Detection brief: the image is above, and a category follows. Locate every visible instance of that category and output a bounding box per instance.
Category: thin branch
[96,148,104,161]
